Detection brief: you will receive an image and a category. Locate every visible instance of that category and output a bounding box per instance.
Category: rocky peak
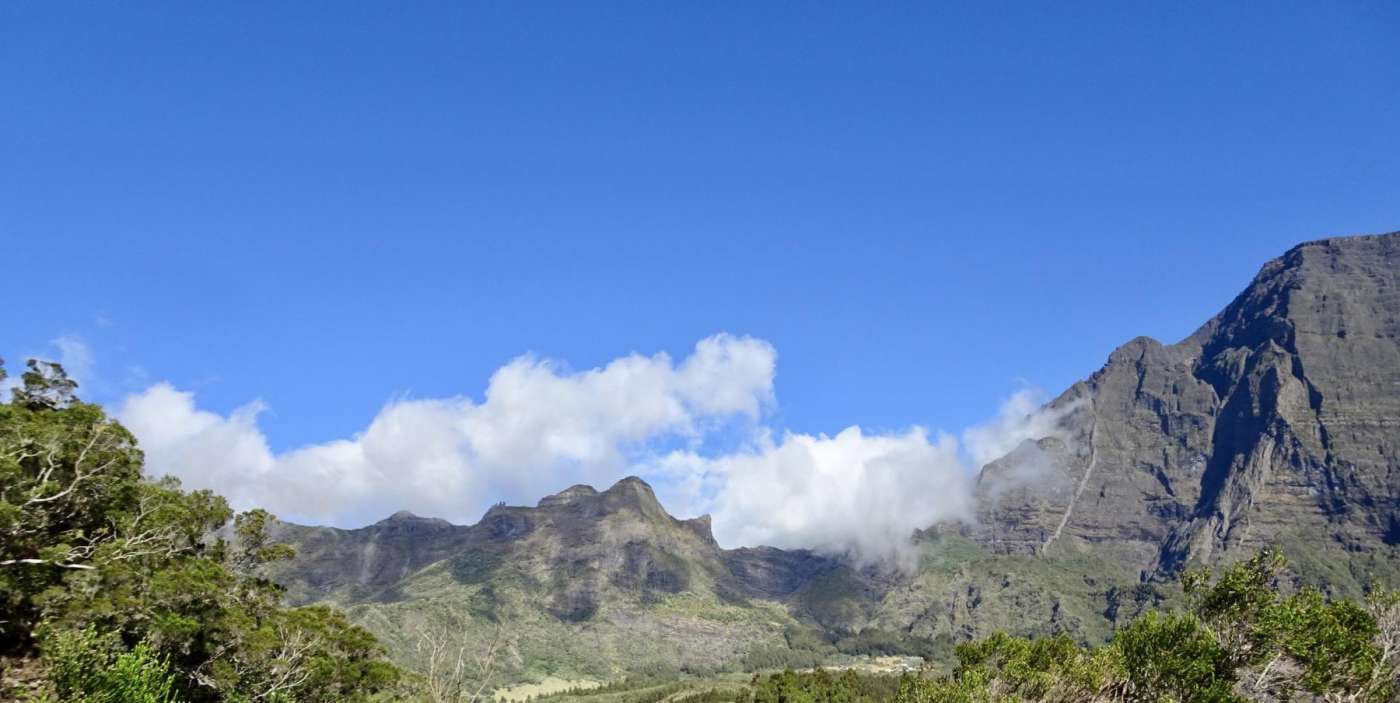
[536,484,600,508]
[975,230,1400,584]
[369,510,454,533]
[681,514,718,545]
[380,509,447,523]
[600,476,666,513]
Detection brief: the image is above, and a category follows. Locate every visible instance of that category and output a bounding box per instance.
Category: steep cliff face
[975,232,1400,586]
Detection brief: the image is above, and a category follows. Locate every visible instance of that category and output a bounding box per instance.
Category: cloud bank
[117,334,1067,566]
[120,334,775,525]
[658,426,971,569]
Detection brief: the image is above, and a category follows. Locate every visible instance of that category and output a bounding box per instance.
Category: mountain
[973,231,1400,591]
[269,476,869,681]
[271,230,1400,682]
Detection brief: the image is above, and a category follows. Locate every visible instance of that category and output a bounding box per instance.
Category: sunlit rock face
[972,231,1400,584]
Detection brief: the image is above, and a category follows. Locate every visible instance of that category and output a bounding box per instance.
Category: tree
[1,360,146,647]
[0,358,403,702]
[410,606,506,703]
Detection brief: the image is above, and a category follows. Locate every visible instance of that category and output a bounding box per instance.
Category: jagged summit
[373,509,452,528]
[610,474,656,491]
[531,475,668,518]
[537,483,599,507]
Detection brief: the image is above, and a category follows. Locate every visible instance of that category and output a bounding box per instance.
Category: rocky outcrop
[973,231,1400,585]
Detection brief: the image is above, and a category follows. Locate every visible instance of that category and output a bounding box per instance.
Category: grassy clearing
[496,676,601,701]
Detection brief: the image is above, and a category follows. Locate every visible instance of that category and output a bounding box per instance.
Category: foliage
[892,547,1399,702]
[0,358,403,702]
[740,626,845,671]
[739,669,899,703]
[1,362,146,646]
[39,626,183,702]
[834,629,946,661]
[952,632,1121,702]
[1112,611,1237,702]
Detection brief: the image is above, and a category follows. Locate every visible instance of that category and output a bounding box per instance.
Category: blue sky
[2,3,1397,535]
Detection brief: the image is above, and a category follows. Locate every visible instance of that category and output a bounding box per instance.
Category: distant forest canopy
[2,357,1398,702]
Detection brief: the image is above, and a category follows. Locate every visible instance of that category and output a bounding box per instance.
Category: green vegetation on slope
[744,550,1400,702]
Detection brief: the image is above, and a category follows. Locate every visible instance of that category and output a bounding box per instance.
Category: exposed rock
[970,231,1400,587]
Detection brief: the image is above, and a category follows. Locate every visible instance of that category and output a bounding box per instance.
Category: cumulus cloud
[118,386,276,508]
[119,334,776,525]
[660,427,970,568]
[117,333,1073,567]
[652,389,1078,567]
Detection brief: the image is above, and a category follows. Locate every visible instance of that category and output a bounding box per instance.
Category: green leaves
[747,668,900,703]
[948,632,1119,702]
[0,357,403,702]
[40,626,184,703]
[893,549,1398,703]
[1267,588,1389,700]
[1,371,145,646]
[12,359,80,411]
[1113,612,1239,702]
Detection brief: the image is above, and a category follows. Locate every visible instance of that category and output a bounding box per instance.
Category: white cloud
[119,334,776,526]
[117,334,1072,567]
[665,426,971,568]
[117,385,276,509]
[50,336,95,385]
[961,388,1070,470]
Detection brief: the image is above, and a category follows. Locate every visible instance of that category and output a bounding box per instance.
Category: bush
[42,627,182,703]
[893,549,1399,703]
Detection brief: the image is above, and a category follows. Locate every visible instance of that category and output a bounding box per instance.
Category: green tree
[0,358,402,702]
[1,359,146,648]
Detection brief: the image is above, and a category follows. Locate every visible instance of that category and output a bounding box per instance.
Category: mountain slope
[270,478,837,680]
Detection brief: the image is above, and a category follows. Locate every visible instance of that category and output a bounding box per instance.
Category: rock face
[272,476,780,608]
[271,476,858,680]
[974,232,1400,587]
